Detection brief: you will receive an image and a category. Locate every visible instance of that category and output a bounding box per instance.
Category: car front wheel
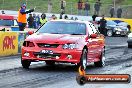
[78,49,88,70]
[107,30,113,37]
[21,60,31,69]
[94,49,105,67]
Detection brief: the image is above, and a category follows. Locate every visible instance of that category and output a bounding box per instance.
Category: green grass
[0,0,132,15]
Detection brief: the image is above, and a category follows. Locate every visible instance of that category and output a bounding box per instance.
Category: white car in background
[127,33,132,48]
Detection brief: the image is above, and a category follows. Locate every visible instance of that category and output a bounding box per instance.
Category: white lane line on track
[106,44,127,47]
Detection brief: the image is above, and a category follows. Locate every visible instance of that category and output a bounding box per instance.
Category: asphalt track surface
[0,37,132,88]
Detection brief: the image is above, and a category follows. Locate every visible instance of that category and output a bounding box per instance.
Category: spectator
[77,0,83,15]
[33,14,37,29]
[60,0,66,14]
[71,17,74,20]
[91,14,99,29]
[27,14,34,28]
[51,14,57,20]
[64,15,68,19]
[92,14,98,21]
[84,1,90,16]
[40,13,47,25]
[94,1,101,16]
[99,15,107,36]
[1,10,5,14]
[60,13,63,19]
[117,6,122,18]
[75,17,78,20]
[109,6,115,18]
[47,0,52,13]
[36,14,40,28]
[17,3,34,31]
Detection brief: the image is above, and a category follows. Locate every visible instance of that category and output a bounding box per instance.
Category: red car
[21,20,105,69]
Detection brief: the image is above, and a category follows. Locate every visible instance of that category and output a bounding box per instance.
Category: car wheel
[21,60,31,69]
[45,61,55,66]
[78,49,88,70]
[107,30,113,37]
[94,49,105,67]
[128,44,132,48]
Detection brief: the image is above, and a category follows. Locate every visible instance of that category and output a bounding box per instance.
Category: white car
[127,33,132,48]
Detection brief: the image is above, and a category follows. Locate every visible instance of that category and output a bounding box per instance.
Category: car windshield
[37,21,86,35]
[107,21,117,25]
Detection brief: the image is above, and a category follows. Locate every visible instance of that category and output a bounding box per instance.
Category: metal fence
[0,0,132,18]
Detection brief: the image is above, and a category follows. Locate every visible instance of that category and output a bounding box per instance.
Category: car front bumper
[21,47,82,64]
[115,30,128,35]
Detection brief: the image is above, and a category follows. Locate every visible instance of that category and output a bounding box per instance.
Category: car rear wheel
[94,49,105,67]
[78,49,88,70]
[107,30,113,37]
[45,61,55,66]
[21,60,31,69]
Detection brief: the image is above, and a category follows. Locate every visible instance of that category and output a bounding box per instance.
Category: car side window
[87,24,94,36]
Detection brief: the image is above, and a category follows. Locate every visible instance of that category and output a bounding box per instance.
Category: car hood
[26,33,85,44]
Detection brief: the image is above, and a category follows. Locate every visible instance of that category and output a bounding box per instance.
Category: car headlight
[23,41,35,47]
[114,28,122,31]
[62,44,77,49]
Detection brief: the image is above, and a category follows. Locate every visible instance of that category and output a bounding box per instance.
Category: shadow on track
[28,63,96,72]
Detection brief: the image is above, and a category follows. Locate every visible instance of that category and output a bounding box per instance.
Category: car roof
[50,19,90,24]
[0,14,17,20]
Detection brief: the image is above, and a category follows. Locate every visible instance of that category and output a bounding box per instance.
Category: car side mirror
[90,34,97,38]
[28,31,34,35]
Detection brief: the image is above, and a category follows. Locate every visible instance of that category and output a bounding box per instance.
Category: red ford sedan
[21,20,105,69]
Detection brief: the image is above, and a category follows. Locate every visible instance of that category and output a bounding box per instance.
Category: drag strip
[0,37,131,88]
[0,46,131,88]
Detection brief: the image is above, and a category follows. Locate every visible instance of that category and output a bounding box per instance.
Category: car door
[87,23,99,61]
[90,23,104,56]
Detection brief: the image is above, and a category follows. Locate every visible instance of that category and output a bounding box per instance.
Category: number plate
[41,50,53,54]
